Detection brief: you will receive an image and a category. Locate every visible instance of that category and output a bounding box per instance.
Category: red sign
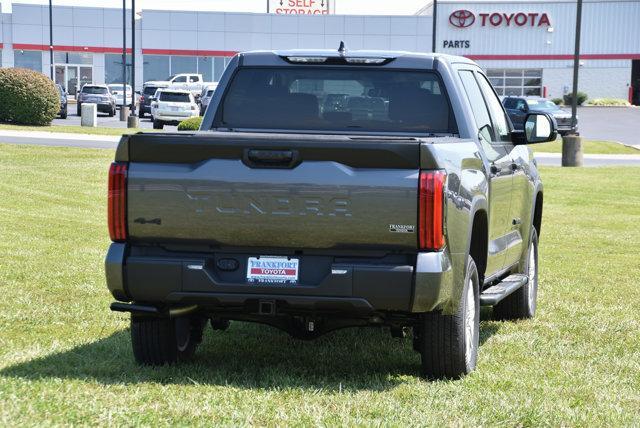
[449,10,551,28]
[271,0,330,14]
[449,10,475,28]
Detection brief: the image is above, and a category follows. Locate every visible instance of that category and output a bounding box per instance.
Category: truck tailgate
[122,133,421,250]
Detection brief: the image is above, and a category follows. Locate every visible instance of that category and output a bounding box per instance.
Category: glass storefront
[486,69,543,97]
[105,54,132,85]
[143,54,231,83]
[14,50,42,73]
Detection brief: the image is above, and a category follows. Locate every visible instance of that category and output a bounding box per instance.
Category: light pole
[130,0,136,116]
[562,0,584,167]
[432,0,438,53]
[49,0,54,80]
[120,0,129,121]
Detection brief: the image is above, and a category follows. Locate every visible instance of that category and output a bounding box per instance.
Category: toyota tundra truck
[106,49,556,379]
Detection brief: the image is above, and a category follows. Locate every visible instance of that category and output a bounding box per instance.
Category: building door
[67,67,78,97]
[632,60,640,106]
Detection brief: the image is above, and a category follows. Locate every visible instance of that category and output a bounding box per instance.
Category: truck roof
[239,48,478,69]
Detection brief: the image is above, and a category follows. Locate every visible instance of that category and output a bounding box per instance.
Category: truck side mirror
[524,113,557,144]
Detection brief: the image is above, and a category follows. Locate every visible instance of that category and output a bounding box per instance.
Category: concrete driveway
[575,106,640,148]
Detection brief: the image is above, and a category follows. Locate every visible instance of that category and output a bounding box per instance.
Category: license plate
[247,256,299,284]
[170,106,180,111]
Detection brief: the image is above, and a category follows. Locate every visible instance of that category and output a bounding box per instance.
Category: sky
[0,0,429,15]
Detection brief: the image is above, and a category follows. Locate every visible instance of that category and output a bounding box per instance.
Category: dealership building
[0,0,638,104]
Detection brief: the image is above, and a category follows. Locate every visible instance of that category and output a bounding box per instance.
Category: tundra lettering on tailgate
[187,191,352,217]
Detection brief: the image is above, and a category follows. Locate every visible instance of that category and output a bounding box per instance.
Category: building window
[143,55,232,83]
[486,69,542,97]
[105,54,132,85]
[14,50,42,73]
[53,51,92,65]
[170,56,197,76]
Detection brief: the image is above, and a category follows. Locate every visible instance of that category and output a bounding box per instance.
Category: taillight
[108,162,128,242]
[419,170,446,250]
[139,95,145,103]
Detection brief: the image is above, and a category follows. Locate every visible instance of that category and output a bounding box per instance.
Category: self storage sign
[270,0,330,14]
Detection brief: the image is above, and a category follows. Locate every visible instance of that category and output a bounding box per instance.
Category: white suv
[150,89,200,129]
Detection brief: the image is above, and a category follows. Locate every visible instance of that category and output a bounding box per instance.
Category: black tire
[60,111,67,119]
[108,107,115,117]
[494,228,539,320]
[139,110,145,119]
[131,315,204,365]
[416,256,480,379]
[210,318,230,331]
[153,119,164,130]
[76,103,81,116]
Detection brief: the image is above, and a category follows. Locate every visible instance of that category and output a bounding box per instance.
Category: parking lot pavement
[51,109,178,131]
[576,106,640,147]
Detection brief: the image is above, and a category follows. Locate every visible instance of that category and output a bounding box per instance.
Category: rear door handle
[511,162,519,171]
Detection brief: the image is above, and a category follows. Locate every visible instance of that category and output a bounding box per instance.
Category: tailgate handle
[245,149,299,168]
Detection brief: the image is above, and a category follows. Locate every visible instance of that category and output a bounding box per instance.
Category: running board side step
[480,274,528,306]
[110,302,199,317]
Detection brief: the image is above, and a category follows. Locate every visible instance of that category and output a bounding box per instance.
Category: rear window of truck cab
[159,92,190,103]
[218,68,455,134]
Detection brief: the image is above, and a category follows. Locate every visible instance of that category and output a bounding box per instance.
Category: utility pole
[432,0,438,53]
[49,0,54,80]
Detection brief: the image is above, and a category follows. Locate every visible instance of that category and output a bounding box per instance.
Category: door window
[458,70,494,144]
[173,76,187,83]
[475,73,511,142]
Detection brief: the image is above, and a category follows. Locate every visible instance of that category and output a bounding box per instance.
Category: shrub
[177,116,203,131]
[0,68,59,125]
[586,98,630,106]
[551,98,563,105]
[563,91,588,106]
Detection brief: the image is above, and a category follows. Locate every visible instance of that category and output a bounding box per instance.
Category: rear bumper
[105,243,454,315]
[155,112,198,122]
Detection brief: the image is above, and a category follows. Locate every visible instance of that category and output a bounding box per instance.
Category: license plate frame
[247,256,299,285]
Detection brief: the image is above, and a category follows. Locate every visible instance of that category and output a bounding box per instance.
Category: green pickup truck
[106,48,556,379]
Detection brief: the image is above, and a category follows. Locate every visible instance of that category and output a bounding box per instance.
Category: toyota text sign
[449,10,551,28]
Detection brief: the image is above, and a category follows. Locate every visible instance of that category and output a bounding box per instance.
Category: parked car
[139,82,169,118]
[198,83,218,116]
[76,84,116,116]
[55,83,67,119]
[145,73,215,97]
[106,49,556,379]
[149,89,199,129]
[503,96,575,135]
[107,84,137,108]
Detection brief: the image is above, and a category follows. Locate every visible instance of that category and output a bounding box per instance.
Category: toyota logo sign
[449,10,475,28]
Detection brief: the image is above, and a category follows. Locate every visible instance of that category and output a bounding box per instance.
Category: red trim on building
[12,43,132,54]
[0,43,3,49]
[142,48,237,57]
[543,86,547,98]
[466,53,640,60]
[629,86,634,104]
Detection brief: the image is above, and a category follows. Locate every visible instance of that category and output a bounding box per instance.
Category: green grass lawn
[0,144,639,425]
[0,123,160,136]
[531,138,639,155]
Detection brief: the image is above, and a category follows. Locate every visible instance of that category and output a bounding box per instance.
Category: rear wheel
[494,228,539,320]
[76,103,81,116]
[131,315,205,365]
[153,119,164,130]
[416,256,479,379]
